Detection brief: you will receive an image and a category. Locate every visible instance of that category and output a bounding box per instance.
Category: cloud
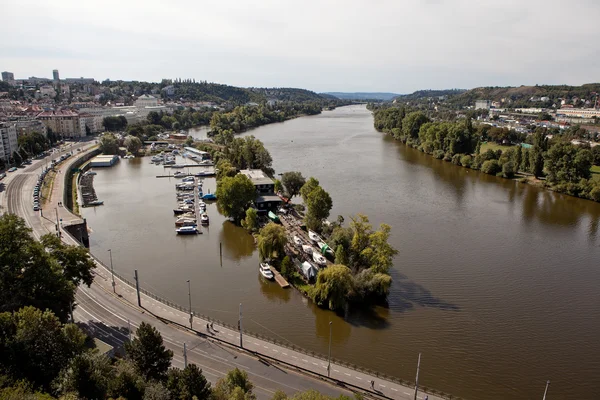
[1,0,599,92]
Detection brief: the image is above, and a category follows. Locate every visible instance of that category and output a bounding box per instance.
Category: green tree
[166,364,211,400]
[0,307,87,391]
[515,146,523,171]
[124,322,173,382]
[280,256,292,279]
[143,381,170,400]
[348,214,397,274]
[0,214,77,322]
[215,159,237,181]
[304,186,333,232]
[273,179,283,194]
[241,207,259,233]
[299,177,320,202]
[256,223,287,261]
[54,352,113,399]
[502,161,516,178]
[402,111,429,140]
[102,116,127,131]
[11,151,22,166]
[108,360,145,400]
[281,171,306,198]
[124,135,142,154]
[40,234,95,287]
[544,142,592,184]
[212,368,255,400]
[311,264,354,311]
[334,245,348,265]
[99,134,119,155]
[481,159,501,175]
[216,174,256,223]
[185,136,194,147]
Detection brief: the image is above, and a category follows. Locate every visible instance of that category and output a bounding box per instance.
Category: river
[82,105,600,400]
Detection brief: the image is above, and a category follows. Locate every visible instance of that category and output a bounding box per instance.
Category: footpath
[45,149,445,400]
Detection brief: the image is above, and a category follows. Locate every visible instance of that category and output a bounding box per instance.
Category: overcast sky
[2,0,599,93]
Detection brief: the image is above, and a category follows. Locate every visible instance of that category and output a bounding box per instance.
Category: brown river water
[83,105,600,400]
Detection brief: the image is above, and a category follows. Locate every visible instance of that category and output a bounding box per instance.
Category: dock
[163,163,214,168]
[269,265,290,288]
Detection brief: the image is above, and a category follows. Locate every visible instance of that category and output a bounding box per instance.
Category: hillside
[323,92,400,101]
[248,87,326,102]
[448,83,600,108]
[393,89,466,101]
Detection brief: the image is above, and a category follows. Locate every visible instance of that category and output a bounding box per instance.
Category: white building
[475,100,491,110]
[135,94,158,107]
[0,122,18,163]
[37,110,83,139]
[557,108,600,119]
[79,113,104,135]
[40,85,56,98]
[162,85,175,96]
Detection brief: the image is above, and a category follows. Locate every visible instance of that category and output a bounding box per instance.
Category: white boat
[176,226,197,235]
[175,218,197,227]
[173,172,187,178]
[308,230,321,243]
[181,176,195,183]
[151,155,163,162]
[312,252,327,266]
[317,241,334,257]
[85,171,97,176]
[293,236,302,246]
[177,212,195,219]
[259,263,274,280]
[164,159,175,165]
[171,164,185,169]
[200,213,209,225]
[199,160,212,165]
[302,244,313,255]
[198,201,206,208]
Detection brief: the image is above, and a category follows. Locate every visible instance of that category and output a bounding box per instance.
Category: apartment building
[37,110,83,138]
[0,122,18,163]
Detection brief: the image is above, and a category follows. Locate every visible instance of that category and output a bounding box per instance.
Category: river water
[83,105,600,400]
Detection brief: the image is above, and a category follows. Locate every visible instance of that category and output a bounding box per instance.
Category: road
[3,143,444,400]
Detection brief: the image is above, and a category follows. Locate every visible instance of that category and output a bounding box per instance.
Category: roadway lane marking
[344,373,351,376]
[282,352,288,356]
[272,350,278,353]
[302,359,308,362]
[312,362,318,366]
[254,342,260,345]
[263,346,269,349]
[356,377,362,380]
[292,356,297,359]
[333,369,339,372]
[404,392,411,396]
[391,388,398,392]
[380,385,386,388]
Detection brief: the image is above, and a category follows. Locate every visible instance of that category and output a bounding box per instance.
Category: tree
[273,179,283,194]
[99,134,119,155]
[502,161,516,178]
[334,245,348,265]
[143,381,171,400]
[215,159,237,181]
[41,233,95,287]
[347,214,397,274]
[241,207,259,233]
[0,306,87,391]
[216,174,256,223]
[212,368,255,400]
[166,364,211,400]
[280,256,292,279]
[124,135,142,154]
[402,111,429,140]
[310,264,354,311]
[0,214,77,322]
[102,116,127,132]
[256,223,287,261]
[54,352,113,399]
[481,159,501,175]
[11,151,22,166]
[304,186,333,231]
[281,171,306,198]
[544,142,592,184]
[124,322,173,382]
[185,136,194,147]
[108,360,146,400]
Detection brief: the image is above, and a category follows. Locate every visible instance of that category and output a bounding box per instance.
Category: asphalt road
[3,143,443,400]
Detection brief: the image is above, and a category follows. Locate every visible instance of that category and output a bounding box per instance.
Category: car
[8,167,17,172]
[0,173,6,180]
[33,205,40,211]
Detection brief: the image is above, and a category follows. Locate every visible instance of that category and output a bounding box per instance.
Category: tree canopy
[256,222,287,261]
[281,171,306,198]
[124,322,173,382]
[216,174,257,223]
[99,134,119,155]
[102,116,127,132]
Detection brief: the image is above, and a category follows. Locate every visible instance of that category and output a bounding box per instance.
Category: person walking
[370,380,375,390]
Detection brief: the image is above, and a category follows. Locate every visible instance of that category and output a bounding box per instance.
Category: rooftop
[240,169,274,186]
[256,194,283,203]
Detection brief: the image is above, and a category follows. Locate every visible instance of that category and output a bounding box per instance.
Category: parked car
[8,167,17,172]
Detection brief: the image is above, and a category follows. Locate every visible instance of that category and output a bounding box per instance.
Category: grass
[71,172,80,216]
[40,170,56,205]
[591,165,600,182]
[480,142,516,153]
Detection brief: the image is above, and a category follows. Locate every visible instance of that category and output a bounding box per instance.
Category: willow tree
[310,264,354,312]
[256,222,287,261]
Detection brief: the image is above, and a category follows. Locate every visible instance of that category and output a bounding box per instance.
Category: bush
[433,150,445,159]
[451,154,462,165]
[502,161,516,178]
[481,160,501,175]
[460,155,473,168]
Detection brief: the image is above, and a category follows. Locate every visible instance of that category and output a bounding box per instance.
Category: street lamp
[108,249,115,293]
[327,321,333,377]
[187,280,193,329]
[542,380,550,400]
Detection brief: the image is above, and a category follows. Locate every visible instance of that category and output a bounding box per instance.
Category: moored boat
[293,235,302,246]
[268,210,280,223]
[200,213,209,225]
[173,171,187,178]
[308,230,321,243]
[202,193,217,200]
[175,218,197,227]
[302,244,313,255]
[312,251,327,266]
[176,226,197,235]
[259,263,274,280]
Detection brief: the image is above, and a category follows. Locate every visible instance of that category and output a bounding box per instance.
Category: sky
[1,0,599,93]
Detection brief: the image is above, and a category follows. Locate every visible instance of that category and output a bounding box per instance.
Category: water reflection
[219,221,255,261]
[388,271,460,313]
[258,275,291,303]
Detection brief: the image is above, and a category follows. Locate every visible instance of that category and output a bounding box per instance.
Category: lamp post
[413,353,421,400]
[542,380,550,400]
[187,280,193,329]
[327,321,333,377]
[108,249,115,293]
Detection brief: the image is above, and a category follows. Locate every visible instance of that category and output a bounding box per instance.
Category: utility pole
[134,269,141,307]
[327,321,333,377]
[108,249,115,293]
[54,208,60,237]
[127,319,132,341]
[413,353,421,400]
[187,280,193,329]
[542,380,550,400]
[239,303,243,348]
[183,343,188,368]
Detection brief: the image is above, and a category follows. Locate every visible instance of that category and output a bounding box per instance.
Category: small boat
[199,160,212,165]
[173,207,194,215]
[171,164,185,169]
[317,241,334,257]
[85,171,97,176]
[267,210,280,223]
[198,201,206,209]
[202,193,217,200]
[293,236,302,246]
[308,230,321,243]
[302,244,313,255]
[151,155,163,162]
[181,176,195,183]
[200,213,209,225]
[177,212,196,219]
[312,252,327,266]
[175,218,197,227]
[164,159,175,165]
[259,263,274,280]
[88,200,104,206]
[173,172,187,178]
[176,226,198,235]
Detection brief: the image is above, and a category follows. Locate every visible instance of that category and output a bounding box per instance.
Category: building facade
[0,122,18,163]
[1,71,15,86]
[239,169,282,212]
[37,110,83,138]
[78,113,103,135]
[135,94,158,107]
[53,69,60,84]
[475,100,492,110]
[15,119,47,137]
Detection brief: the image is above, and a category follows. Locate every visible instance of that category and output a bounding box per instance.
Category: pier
[269,265,290,288]
[163,163,214,168]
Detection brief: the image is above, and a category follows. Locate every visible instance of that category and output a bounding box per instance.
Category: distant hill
[448,84,600,108]
[322,92,400,101]
[248,87,327,102]
[393,89,466,102]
